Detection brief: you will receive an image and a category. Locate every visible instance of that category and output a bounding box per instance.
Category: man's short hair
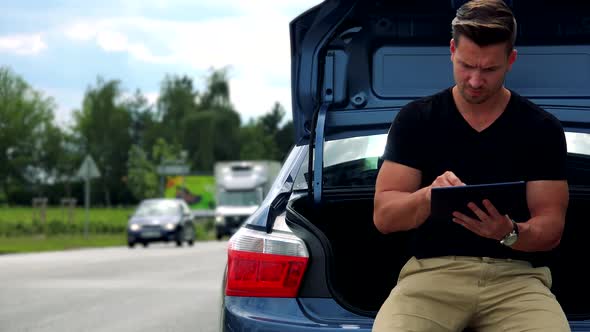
[452,0,517,54]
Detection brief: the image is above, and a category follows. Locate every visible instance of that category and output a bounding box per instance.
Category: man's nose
[468,71,484,89]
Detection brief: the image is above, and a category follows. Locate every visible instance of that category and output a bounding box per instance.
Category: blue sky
[0,0,323,127]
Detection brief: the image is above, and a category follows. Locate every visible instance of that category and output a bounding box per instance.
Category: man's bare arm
[510,180,569,252]
[373,161,426,233]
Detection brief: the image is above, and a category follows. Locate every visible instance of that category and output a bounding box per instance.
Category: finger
[433,176,453,188]
[482,199,502,219]
[452,211,481,224]
[444,171,464,186]
[466,202,492,222]
[453,217,481,235]
[448,172,466,186]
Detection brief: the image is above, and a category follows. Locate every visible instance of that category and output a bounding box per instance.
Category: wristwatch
[500,219,519,247]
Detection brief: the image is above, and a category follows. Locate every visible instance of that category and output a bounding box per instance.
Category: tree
[152,137,184,164]
[239,120,280,160]
[276,120,294,161]
[126,89,155,150]
[199,67,232,110]
[238,102,294,162]
[156,75,198,146]
[155,68,242,173]
[73,77,132,206]
[259,102,294,161]
[0,67,58,201]
[126,145,158,200]
[259,102,285,138]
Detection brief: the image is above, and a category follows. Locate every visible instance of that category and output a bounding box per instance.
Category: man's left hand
[452,199,513,240]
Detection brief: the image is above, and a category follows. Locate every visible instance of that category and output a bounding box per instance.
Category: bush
[194,219,214,240]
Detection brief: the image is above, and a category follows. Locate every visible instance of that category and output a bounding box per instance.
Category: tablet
[430,181,529,222]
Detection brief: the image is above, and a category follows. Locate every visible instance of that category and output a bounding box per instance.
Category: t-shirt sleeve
[382,103,425,171]
[525,116,567,181]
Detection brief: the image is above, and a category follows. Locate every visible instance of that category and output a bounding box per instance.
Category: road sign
[76,154,100,239]
[77,155,101,179]
[157,163,190,175]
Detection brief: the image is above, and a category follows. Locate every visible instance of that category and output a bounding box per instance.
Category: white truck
[214,160,281,240]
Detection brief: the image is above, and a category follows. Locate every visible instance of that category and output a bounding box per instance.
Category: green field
[0,234,126,254]
[0,207,133,236]
[0,207,216,253]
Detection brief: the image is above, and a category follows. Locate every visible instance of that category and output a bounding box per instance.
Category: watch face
[502,233,518,246]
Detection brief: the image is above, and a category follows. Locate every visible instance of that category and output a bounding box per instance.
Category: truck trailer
[214,160,281,240]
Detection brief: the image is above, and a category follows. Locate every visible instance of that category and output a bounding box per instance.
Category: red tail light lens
[226,228,309,297]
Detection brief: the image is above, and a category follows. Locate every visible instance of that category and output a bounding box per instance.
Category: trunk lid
[289,0,590,144]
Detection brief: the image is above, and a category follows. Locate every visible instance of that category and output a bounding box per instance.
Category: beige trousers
[372,256,570,332]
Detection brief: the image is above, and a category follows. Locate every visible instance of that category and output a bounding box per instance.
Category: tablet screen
[430,181,529,222]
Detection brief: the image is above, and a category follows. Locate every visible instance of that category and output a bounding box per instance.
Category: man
[372,0,570,331]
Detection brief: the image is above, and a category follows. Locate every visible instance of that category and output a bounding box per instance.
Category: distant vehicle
[213,160,281,240]
[127,198,195,248]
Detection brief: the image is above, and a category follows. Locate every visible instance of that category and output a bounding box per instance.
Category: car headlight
[130,224,141,231]
[165,223,175,230]
[215,215,224,224]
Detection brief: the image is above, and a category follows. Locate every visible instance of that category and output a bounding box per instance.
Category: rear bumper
[127,229,177,243]
[221,297,373,331]
[221,297,590,331]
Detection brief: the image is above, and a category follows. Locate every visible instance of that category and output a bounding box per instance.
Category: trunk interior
[288,157,590,320]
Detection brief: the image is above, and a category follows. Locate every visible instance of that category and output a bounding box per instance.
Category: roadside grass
[0,207,132,236]
[0,205,217,254]
[0,218,216,254]
[0,234,126,254]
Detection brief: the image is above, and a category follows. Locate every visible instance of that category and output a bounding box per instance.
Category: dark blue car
[219,1,590,330]
[127,198,195,248]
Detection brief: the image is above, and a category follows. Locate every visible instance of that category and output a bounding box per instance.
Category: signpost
[76,155,101,238]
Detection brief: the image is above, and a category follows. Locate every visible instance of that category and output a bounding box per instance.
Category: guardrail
[191,209,215,222]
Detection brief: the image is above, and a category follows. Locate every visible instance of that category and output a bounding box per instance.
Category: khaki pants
[373,256,570,332]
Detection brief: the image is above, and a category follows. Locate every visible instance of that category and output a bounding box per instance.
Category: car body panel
[223,297,373,331]
[223,297,590,331]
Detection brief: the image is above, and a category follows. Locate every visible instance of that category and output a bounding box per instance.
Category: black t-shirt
[382,87,567,264]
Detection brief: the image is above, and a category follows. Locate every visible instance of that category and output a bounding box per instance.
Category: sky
[0,0,323,127]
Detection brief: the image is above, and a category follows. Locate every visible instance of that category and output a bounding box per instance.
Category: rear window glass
[293,131,590,190]
[293,134,387,190]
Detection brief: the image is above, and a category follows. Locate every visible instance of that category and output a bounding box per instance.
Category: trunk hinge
[308,51,335,205]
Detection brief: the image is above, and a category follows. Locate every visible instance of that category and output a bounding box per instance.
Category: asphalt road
[0,241,228,332]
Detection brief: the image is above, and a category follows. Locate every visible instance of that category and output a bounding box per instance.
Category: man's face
[450,36,516,105]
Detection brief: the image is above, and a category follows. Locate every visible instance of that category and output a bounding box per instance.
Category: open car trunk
[286,155,590,320]
[286,0,590,321]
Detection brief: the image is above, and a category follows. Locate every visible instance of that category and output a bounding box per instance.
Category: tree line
[0,66,294,206]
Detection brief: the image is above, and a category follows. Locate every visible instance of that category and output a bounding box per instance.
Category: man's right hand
[427,171,466,199]
[418,171,466,225]
[374,164,465,233]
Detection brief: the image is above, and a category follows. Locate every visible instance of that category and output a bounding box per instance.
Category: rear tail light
[226,227,309,297]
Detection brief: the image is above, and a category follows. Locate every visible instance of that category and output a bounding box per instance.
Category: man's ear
[450,38,456,61]
[507,48,517,70]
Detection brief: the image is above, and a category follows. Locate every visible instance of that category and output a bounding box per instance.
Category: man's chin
[461,91,487,104]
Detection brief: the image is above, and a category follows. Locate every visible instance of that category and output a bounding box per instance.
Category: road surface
[0,241,228,332]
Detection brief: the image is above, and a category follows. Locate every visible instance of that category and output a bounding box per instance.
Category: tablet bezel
[430,181,529,222]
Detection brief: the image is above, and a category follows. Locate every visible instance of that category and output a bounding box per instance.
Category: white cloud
[38,87,80,128]
[144,92,159,106]
[231,72,292,123]
[96,30,128,51]
[61,0,322,122]
[0,33,47,55]
[64,23,98,41]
